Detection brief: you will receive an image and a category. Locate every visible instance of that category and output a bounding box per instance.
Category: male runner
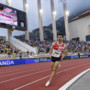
[45,34,67,87]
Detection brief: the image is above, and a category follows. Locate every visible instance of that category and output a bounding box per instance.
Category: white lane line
[0,59,81,74]
[0,66,50,78]
[0,61,87,78]
[0,69,50,84]
[0,63,50,75]
[58,68,90,90]
[0,60,88,75]
[0,63,71,83]
[0,66,32,74]
[0,61,85,79]
[14,63,90,90]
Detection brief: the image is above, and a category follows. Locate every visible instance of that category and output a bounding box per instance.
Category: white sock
[45,81,50,87]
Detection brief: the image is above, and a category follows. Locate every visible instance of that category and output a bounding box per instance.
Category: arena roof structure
[70,10,90,22]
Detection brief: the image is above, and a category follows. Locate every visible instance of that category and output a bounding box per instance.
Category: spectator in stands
[78,52,80,58]
[19,51,22,59]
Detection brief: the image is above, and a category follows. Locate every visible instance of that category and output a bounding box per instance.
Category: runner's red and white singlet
[52,41,65,58]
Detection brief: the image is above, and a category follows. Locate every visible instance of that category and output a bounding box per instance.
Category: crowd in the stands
[1,38,89,56]
[65,40,90,53]
[22,39,90,54]
[0,39,18,55]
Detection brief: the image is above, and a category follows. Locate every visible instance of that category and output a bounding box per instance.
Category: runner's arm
[49,42,54,57]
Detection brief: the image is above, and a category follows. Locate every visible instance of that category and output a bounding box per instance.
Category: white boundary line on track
[58,68,90,90]
[14,63,90,90]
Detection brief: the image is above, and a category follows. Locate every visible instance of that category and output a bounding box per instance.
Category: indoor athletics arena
[0,0,90,90]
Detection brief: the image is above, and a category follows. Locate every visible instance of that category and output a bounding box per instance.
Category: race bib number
[52,49,61,57]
